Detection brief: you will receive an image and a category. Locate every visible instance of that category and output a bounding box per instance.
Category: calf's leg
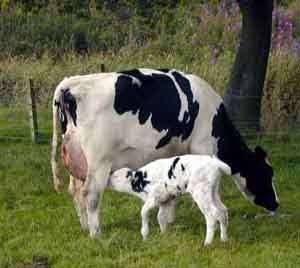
[157,199,176,233]
[190,186,217,246]
[141,198,157,240]
[218,208,228,242]
[165,199,176,224]
[212,180,228,242]
[203,214,217,246]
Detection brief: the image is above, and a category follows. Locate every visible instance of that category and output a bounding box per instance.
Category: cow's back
[54,69,222,171]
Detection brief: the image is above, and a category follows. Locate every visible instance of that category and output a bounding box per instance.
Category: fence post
[101,63,105,72]
[27,78,38,143]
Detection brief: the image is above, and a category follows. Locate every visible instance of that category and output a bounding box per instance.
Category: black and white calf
[108,155,231,245]
[52,68,279,238]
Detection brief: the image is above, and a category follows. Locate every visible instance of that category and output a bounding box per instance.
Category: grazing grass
[1,108,300,268]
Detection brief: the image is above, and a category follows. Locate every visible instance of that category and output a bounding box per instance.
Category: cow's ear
[255,146,267,160]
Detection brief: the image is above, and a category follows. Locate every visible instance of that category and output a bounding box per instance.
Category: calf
[108,155,231,245]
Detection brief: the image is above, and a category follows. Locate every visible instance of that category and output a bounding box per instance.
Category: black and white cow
[51,68,279,238]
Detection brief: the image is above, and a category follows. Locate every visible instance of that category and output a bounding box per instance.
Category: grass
[1,107,300,268]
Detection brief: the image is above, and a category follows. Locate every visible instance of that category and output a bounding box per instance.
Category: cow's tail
[212,156,232,176]
[51,90,64,192]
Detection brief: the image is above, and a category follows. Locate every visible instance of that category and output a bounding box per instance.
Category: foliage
[262,53,300,132]
[0,12,129,57]
[0,0,300,131]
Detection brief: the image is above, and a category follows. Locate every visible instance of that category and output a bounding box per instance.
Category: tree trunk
[224,0,274,131]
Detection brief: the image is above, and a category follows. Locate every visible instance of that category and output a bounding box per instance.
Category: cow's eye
[177,185,181,191]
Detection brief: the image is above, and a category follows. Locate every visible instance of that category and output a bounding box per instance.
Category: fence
[0,64,106,144]
[1,60,300,144]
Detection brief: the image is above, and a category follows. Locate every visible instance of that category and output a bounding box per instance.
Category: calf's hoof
[203,241,212,247]
[141,228,149,241]
[89,228,101,239]
[221,237,228,243]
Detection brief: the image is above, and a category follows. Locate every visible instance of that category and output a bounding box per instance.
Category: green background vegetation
[1,1,300,267]
[0,0,300,131]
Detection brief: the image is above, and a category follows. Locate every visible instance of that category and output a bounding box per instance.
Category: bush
[262,52,300,132]
[0,13,129,57]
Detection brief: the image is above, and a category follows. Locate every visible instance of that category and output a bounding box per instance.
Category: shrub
[262,52,300,132]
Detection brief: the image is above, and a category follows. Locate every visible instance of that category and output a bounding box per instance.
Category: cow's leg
[141,198,157,240]
[68,175,88,231]
[84,163,111,238]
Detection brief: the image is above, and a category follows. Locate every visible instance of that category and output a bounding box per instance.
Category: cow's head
[235,146,279,213]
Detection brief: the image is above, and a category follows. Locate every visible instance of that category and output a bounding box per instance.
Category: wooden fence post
[101,63,105,72]
[27,78,38,143]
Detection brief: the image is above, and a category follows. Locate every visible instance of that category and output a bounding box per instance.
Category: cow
[51,68,279,238]
[108,155,231,245]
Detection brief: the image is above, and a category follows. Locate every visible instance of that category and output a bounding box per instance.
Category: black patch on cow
[130,170,150,193]
[126,170,133,178]
[211,103,249,175]
[55,88,77,134]
[114,69,199,149]
[181,164,185,171]
[168,157,180,179]
[212,103,278,211]
[171,71,200,140]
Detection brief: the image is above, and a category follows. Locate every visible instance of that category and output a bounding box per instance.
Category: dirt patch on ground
[17,256,51,268]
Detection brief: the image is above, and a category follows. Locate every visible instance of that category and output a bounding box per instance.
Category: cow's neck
[212,103,253,176]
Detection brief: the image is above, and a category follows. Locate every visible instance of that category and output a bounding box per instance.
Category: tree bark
[224,0,274,131]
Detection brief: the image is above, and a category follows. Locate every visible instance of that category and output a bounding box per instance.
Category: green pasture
[0,108,300,268]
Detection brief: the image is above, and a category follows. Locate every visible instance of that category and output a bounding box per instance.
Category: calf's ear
[255,146,267,160]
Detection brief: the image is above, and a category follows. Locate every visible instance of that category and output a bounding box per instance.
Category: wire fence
[1,74,300,146]
[1,104,300,145]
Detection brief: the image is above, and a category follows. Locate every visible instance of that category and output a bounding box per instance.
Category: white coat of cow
[51,68,279,238]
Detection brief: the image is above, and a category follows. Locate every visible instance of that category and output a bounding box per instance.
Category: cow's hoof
[159,225,168,234]
[81,188,88,197]
[254,212,277,219]
[54,183,63,193]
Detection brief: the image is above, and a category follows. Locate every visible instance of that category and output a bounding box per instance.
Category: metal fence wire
[1,78,300,144]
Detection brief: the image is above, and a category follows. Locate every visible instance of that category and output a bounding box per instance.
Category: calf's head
[107,168,132,193]
[235,146,279,212]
